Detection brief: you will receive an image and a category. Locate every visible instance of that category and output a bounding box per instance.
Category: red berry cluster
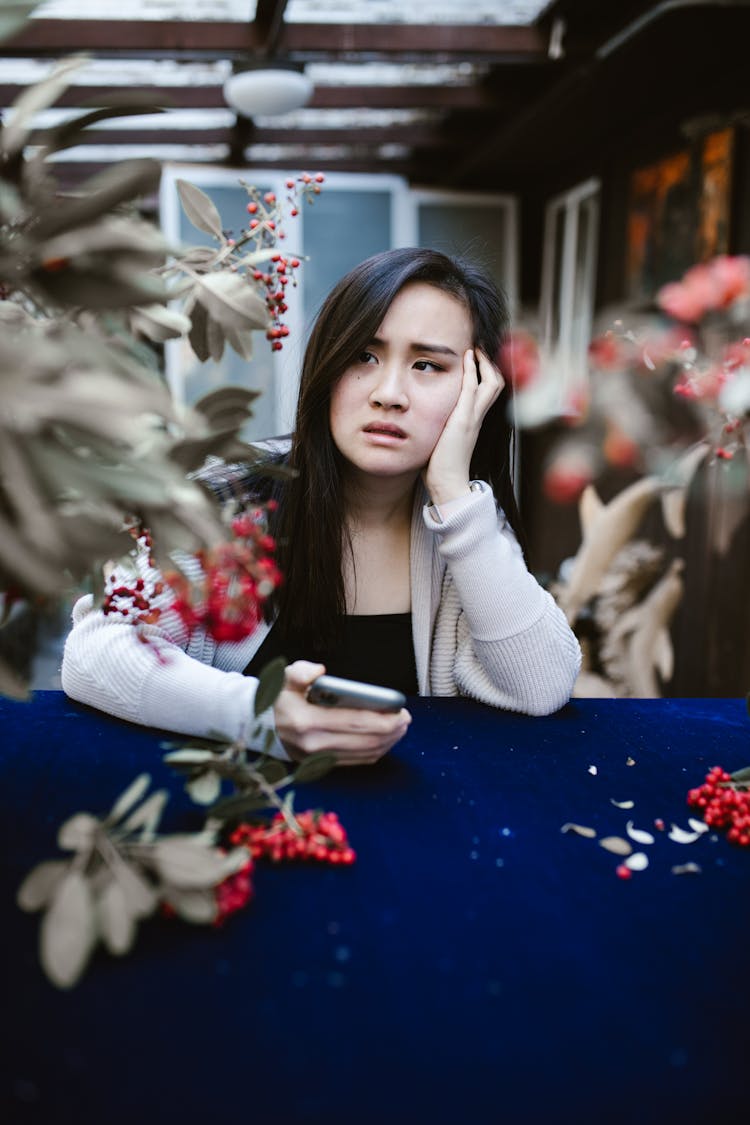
[102,529,163,632]
[167,504,282,643]
[214,858,254,926]
[230,809,355,865]
[688,765,750,846]
[241,173,325,351]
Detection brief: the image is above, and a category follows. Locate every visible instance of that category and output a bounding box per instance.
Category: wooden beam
[4,19,549,59]
[34,123,453,149]
[253,0,290,58]
[0,83,501,112]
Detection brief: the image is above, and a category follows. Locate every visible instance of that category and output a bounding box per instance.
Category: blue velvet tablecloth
[2,691,749,1125]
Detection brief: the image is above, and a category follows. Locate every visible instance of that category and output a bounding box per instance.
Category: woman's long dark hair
[260,247,524,650]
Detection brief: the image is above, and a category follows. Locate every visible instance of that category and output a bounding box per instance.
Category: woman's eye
[413,359,443,373]
[357,350,377,365]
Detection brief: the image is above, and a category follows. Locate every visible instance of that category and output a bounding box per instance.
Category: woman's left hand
[423,348,505,505]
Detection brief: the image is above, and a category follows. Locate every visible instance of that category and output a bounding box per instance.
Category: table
[2,691,749,1125]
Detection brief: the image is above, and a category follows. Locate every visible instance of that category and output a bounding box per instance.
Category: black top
[244,613,418,696]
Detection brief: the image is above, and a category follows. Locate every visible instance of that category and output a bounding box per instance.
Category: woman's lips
[363,423,407,439]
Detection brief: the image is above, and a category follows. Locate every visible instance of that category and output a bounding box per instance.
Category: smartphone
[307,674,406,713]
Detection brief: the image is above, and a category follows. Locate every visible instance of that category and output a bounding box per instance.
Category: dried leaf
[2,56,87,156]
[186,770,222,806]
[98,879,136,956]
[624,852,649,871]
[176,179,224,240]
[0,1,39,44]
[40,871,98,989]
[151,838,246,889]
[163,749,218,765]
[730,766,750,782]
[111,857,158,919]
[625,821,655,845]
[57,812,98,852]
[196,272,269,333]
[131,303,191,343]
[687,817,709,834]
[120,790,168,839]
[17,859,69,912]
[107,773,151,825]
[598,836,633,856]
[672,862,702,875]
[610,799,634,809]
[668,824,702,843]
[162,887,218,925]
[560,823,596,838]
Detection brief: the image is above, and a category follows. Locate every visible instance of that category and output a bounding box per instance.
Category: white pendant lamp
[223,67,314,118]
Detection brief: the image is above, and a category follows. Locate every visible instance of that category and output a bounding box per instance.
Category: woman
[62,248,581,765]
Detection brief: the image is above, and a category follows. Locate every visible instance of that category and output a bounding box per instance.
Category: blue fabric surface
[2,692,749,1125]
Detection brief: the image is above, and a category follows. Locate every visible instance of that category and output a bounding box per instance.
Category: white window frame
[407,187,520,315]
[539,176,600,408]
[160,166,520,434]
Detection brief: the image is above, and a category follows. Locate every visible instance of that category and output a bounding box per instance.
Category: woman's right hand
[273,660,412,766]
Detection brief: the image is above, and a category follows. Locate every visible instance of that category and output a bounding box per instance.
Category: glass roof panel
[286,1,551,24]
[33,0,552,23]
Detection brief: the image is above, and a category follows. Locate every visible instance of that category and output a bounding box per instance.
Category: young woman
[62,248,581,765]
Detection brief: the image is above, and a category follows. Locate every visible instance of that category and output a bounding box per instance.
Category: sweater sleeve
[61,548,289,759]
[424,482,581,715]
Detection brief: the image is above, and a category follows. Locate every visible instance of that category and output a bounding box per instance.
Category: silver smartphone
[307,674,406,712]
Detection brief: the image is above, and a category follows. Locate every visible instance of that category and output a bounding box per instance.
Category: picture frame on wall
[625,126,734,302]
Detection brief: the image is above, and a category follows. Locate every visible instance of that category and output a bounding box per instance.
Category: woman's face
[329,281,473,485]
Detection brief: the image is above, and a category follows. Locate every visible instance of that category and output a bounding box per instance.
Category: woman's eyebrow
[370,335,459,357]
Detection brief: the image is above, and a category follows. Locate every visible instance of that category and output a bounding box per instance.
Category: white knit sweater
[62,481,581,756]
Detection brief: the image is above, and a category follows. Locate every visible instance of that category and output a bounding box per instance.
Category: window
[160,167,519,440]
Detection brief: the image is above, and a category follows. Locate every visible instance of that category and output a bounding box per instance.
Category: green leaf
[208,792,272,822]
[188,298,210,362]
[176,179,224,240]
[254,656,287,717]
[255,758,291,785]
[294,753,337,783]
[40,870,98,989]
[17,859,69,912]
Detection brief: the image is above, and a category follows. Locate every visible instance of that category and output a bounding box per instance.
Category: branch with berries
[17,657,354,989]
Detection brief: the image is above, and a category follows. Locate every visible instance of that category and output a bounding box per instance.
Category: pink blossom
[498,330,539,390]
[657,256,750,321]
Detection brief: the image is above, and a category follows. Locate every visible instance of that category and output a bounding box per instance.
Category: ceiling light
[223,67,314,118]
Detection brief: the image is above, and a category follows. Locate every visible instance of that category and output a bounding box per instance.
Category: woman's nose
[369,365,409,410]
